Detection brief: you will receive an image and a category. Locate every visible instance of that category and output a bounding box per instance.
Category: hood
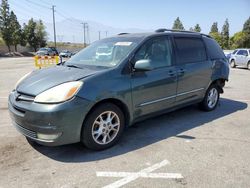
[16,65,101,96]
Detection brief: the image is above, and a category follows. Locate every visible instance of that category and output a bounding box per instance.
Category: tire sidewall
[201,85,220,111]
[82,103,125,150]
[230,60,235,68]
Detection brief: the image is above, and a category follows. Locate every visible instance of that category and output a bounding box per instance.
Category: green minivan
[8,29,229,150]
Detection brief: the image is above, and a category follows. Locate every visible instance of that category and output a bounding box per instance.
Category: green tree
[221,19,230,49]
[210,32,223,47]
[210,22,218,33]
[23,19,47,51]
[0,0,12,52]
[230,31,246,49]
[24,18,39,51]
[242,16,250,48]
[20,24,27,47]
[172,17,185,30]
[194,24,201,32]
[209,22,222,47]
[35,20,47,48]
[189,27,194,32]
[9,11,21,52]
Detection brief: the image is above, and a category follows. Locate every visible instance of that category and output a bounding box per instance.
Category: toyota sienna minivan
[8,29,229,150]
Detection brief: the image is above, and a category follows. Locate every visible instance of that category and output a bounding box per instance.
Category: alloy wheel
[207,88,218,109]
[91,111,120,145]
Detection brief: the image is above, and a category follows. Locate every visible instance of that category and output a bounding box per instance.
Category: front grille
[14,123,37,139]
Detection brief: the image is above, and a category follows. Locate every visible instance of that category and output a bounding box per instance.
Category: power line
[38,0,52,6]
[9,0,50,20]
[25,0,51,9]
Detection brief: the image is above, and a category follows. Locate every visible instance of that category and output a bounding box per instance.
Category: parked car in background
[9,29,229,150]
[95,46,113,60]
[223,50,233,61]
[229,48,250,69]
[49,47,59,55]
[36,48,56,56]
[72,51,79,56]
[36,47,58,56]
[59,50,72,58]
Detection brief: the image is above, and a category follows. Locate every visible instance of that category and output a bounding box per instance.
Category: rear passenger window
[174,37,207,64]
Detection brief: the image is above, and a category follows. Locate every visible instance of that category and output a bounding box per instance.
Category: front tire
[230,59,236,68]
[82,103,125,150]
[248,61,250,70]
[200,85,220,111]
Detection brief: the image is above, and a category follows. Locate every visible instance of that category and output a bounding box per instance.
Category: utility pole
[98,31,101,40]
[52,5,56,48]
[87,24,90,44]
[81,22,88,47]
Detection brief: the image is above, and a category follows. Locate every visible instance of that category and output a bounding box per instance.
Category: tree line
[172,17,250,49]
[1,0,250,52]
[0,0,47,52]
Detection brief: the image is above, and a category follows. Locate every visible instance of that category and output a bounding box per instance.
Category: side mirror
[134,59,153,71]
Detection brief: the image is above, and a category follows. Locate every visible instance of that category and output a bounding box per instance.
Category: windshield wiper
[66,64,82,69]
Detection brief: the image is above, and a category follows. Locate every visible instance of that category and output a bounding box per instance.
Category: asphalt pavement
[0,57,249,188]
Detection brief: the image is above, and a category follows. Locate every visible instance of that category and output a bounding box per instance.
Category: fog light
[37,132,62,140]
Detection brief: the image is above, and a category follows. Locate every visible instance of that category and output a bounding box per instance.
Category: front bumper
[8,91,93,146]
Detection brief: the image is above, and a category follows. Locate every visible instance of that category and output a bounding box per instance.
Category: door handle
[168,70,176,77]
[178,68,185,75]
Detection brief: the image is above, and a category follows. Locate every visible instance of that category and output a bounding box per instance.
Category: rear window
[174,37,207,64]
[203,36,225,60]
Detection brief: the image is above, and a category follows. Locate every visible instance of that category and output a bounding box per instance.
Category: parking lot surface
[0,57,250,188]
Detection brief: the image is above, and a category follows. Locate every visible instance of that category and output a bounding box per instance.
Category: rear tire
[200,84,220,111]
[81,103,125,150]
[230,59,236,68]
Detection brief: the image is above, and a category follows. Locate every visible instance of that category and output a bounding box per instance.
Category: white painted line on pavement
[96,160,183,188]
[97,172,183,179]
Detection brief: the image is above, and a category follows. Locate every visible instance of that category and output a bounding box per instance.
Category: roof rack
[118,33,130,35]
[155,28,211,38]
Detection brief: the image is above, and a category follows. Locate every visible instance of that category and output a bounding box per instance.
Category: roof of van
[116,29,211,39]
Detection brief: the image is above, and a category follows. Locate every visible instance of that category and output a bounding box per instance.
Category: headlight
[15,72,32,89]
[34,81,83,103]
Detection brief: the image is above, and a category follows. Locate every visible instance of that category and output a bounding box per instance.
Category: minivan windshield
[66,36,143,68]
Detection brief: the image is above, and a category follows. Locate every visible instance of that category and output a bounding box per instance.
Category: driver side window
[134,37,172,69]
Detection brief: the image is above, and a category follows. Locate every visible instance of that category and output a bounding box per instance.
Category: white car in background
[59,50,72,58]
[229,49,250,69]
[95,46,112,60]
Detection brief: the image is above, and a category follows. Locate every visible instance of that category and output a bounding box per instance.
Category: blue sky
[8,0,250,35]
